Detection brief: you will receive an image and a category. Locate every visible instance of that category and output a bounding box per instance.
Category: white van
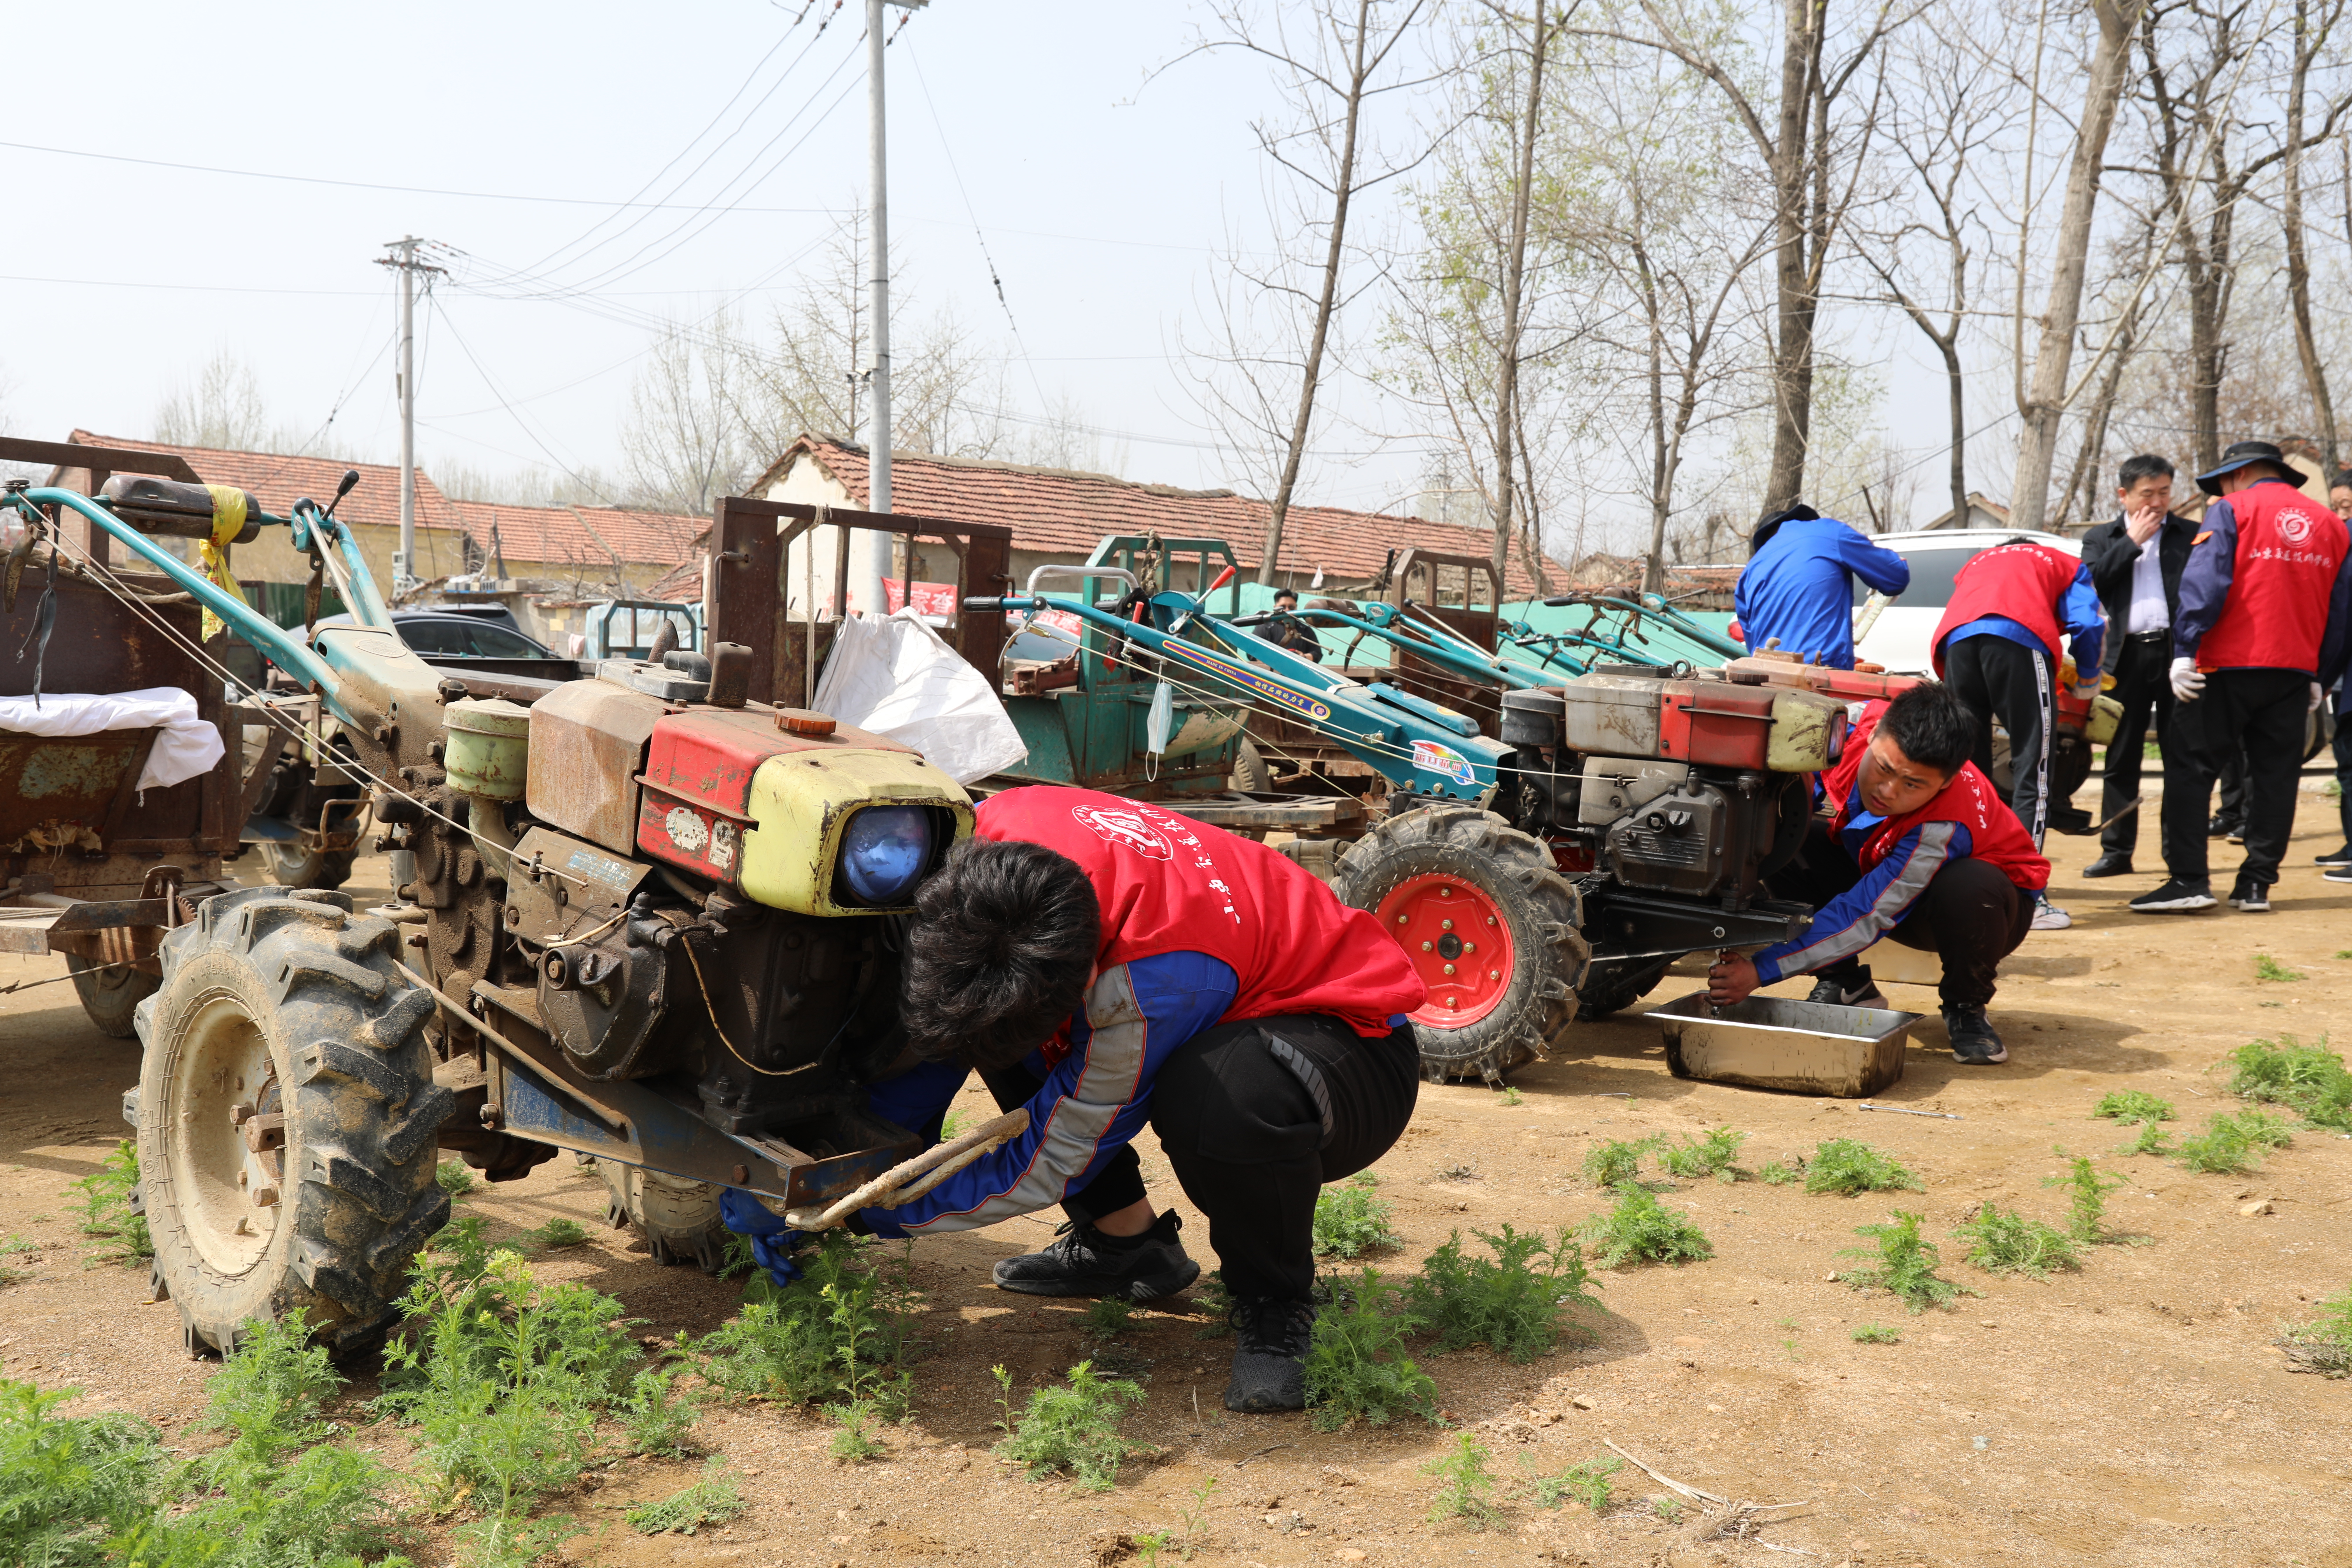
[1849,527,2080,676]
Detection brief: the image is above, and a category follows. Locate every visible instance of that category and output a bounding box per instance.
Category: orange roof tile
[756,435,1569,598]
[67,430,464,537]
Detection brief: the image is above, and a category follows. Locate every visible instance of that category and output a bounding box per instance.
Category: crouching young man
[731,786,1426,1414]
[1705,682,2050,1065]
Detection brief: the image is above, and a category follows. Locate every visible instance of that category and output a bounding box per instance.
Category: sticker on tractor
[708,819,738,872]
[1070,802,1175,860]
[664,805,710,854]
[1159,642,1332,722]
[1412,740,1477,786]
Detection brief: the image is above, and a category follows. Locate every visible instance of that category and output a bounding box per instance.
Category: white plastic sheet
[811,610,1027,784]
[0,687,224,791]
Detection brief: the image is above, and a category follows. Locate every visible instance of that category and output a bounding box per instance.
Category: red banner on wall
[883,580,960,619]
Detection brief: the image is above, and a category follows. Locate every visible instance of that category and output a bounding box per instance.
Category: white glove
[2312,681,2325,713]
[2170,657,2206,702]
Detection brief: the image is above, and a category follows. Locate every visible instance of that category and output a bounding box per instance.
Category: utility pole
[863,0,926,615]
[376,237,443,597]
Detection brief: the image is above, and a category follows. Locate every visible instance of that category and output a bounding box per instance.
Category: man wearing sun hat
[2133,440,2352,915]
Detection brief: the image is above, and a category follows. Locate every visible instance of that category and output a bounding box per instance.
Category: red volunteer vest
[974,786,1427,1037]
[1824,704,2050,893]
[2196,482,2350,672]
[1929,541,2079,674]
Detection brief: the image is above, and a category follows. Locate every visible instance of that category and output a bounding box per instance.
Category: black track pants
[2161,668,2310,887]
[2098,634,2177,864]
[989,1015,1420,1302]
[1771,819,2033,1010]
[1944,634,2054,850]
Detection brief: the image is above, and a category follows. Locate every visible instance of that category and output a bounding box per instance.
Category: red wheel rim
[1374,872,1516,1028]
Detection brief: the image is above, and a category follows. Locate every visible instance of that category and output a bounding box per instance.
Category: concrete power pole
[376,237,442,598]
[863,0,927,615]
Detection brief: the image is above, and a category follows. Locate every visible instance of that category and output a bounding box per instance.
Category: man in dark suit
[2080,455,2193,878]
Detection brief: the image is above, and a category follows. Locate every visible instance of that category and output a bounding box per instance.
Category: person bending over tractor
[725,786,1425,1414]
[1706,682,2050,1066]
[1733,503,1912,670]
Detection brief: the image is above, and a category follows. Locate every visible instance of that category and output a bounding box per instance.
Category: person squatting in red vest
[1928,537,2103,932]
[1707,684,2050,1066]
[2135,440,2352,915]
[719,787,1427,1416]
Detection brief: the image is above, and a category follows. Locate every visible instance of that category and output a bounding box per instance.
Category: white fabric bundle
[0,687,225,791]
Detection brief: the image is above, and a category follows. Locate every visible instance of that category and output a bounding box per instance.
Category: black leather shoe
[1224,1296,1316,1412]
[2081,852,2135,878]
[2314,845,2352,867]
[2208,814,2242,838]
[992,1211,1201,1300]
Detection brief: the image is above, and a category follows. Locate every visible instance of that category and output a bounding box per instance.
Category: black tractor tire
[592,1157,731,1273]
[1229,738,1275,792]
[1573,954,1678,1021]
[133,886,452,1358]
[1332,803,1588,1084]
[254,838,357,892]
[69,953,161,1039]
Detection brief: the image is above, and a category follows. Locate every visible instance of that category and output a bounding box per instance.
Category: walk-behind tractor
[970,570,1847,1084]
[6,477,1009,1359]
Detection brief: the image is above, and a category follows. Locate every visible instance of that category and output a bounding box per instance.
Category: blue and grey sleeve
[1752,823,1968,984]
[1842,533,1912,598]
[2175,502,2240,662]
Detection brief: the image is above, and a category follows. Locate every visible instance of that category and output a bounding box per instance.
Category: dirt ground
[5,789,2350,1568]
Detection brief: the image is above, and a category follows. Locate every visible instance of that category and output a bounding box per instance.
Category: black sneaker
[2081,852,2135,878]
[1943,1006,2007,1065]
[2129,878,2217,913]
[992,1211,1201,1300]
[2229,879,2272,912]
[2325,864,2352,884]
[2315,845,2352,867]
[1806,970,1889,1009]
[1224,1296,1316,1413]
[2227,824,2246,844]
[2208,814,2242,838]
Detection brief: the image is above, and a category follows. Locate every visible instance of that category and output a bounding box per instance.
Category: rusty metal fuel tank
[525,679,666,854]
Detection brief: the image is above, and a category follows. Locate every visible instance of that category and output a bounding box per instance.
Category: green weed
[1659,1126,1749,1183]
[619,1367,703,1457]
[1653,1497,1686,1524]
[1193,1270,1234,1339]
[1082,1296,1138,1338]
[1577,1184,1713,1268]
[71,1140,150,1266]
[1519,1453,1619,1512]
[2044,1153,2133,1244]
[1805,1139,1923,1196]
[523,1218,589,1250]
[1407,1225,1602,1361]
[117,1311,407,1568]
[1313,1172,1400,1259]
[1304,1268,1439,1431]
[1581,1135,1660,1188]
[1851,1323,1903,1344]
[2117,1120,2176,1157]
[451,1514,580,1568]
[2227,1035,2352,1131]
[939,1108,967,1141]
[625,1457,743,1534]
[436,1161,476,1198]
[2277,1284,2352,1378]
[717,1232,758,1282]
[1499,1086,1525,1107]
[1951,1204,2081,1279]
[2092,1091,2176,1126]
[2176,1111,2292,1175]
[1171,1474,1219,1558]
[991,1361,1146,1491]
[0,1234,35,1254]
[2254,953,2305,983]
[0,1379,166,1566]
[826,1399,884,1463]
[682,1230,914,1407]
[1422,1432,1503,1528]
[1759,1158,1805,1186]
[1837,1211,1978,1312]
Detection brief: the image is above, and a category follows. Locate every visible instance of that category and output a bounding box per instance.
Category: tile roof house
[54,433,704,599]
[749,434,1570,604]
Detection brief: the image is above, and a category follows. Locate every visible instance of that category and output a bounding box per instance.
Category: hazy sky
[4,1,1966,539]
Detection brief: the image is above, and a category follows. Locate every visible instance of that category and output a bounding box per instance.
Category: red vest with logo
[1928,541,2079,673]
[1823,704,2051,892]
[2196,482,2351,672]
[974,786,1426,1037]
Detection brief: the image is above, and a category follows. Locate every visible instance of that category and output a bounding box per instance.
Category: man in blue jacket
[1734,504,1912,668]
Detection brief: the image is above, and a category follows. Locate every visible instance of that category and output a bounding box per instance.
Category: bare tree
[153,350,289,452]
[2007,0,2146,534]
[1168,0,1441,584]
[2282,0,2346,472]
[620,309,752,517]
[1582,0,1901,516]
[1480,2,1567,588]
